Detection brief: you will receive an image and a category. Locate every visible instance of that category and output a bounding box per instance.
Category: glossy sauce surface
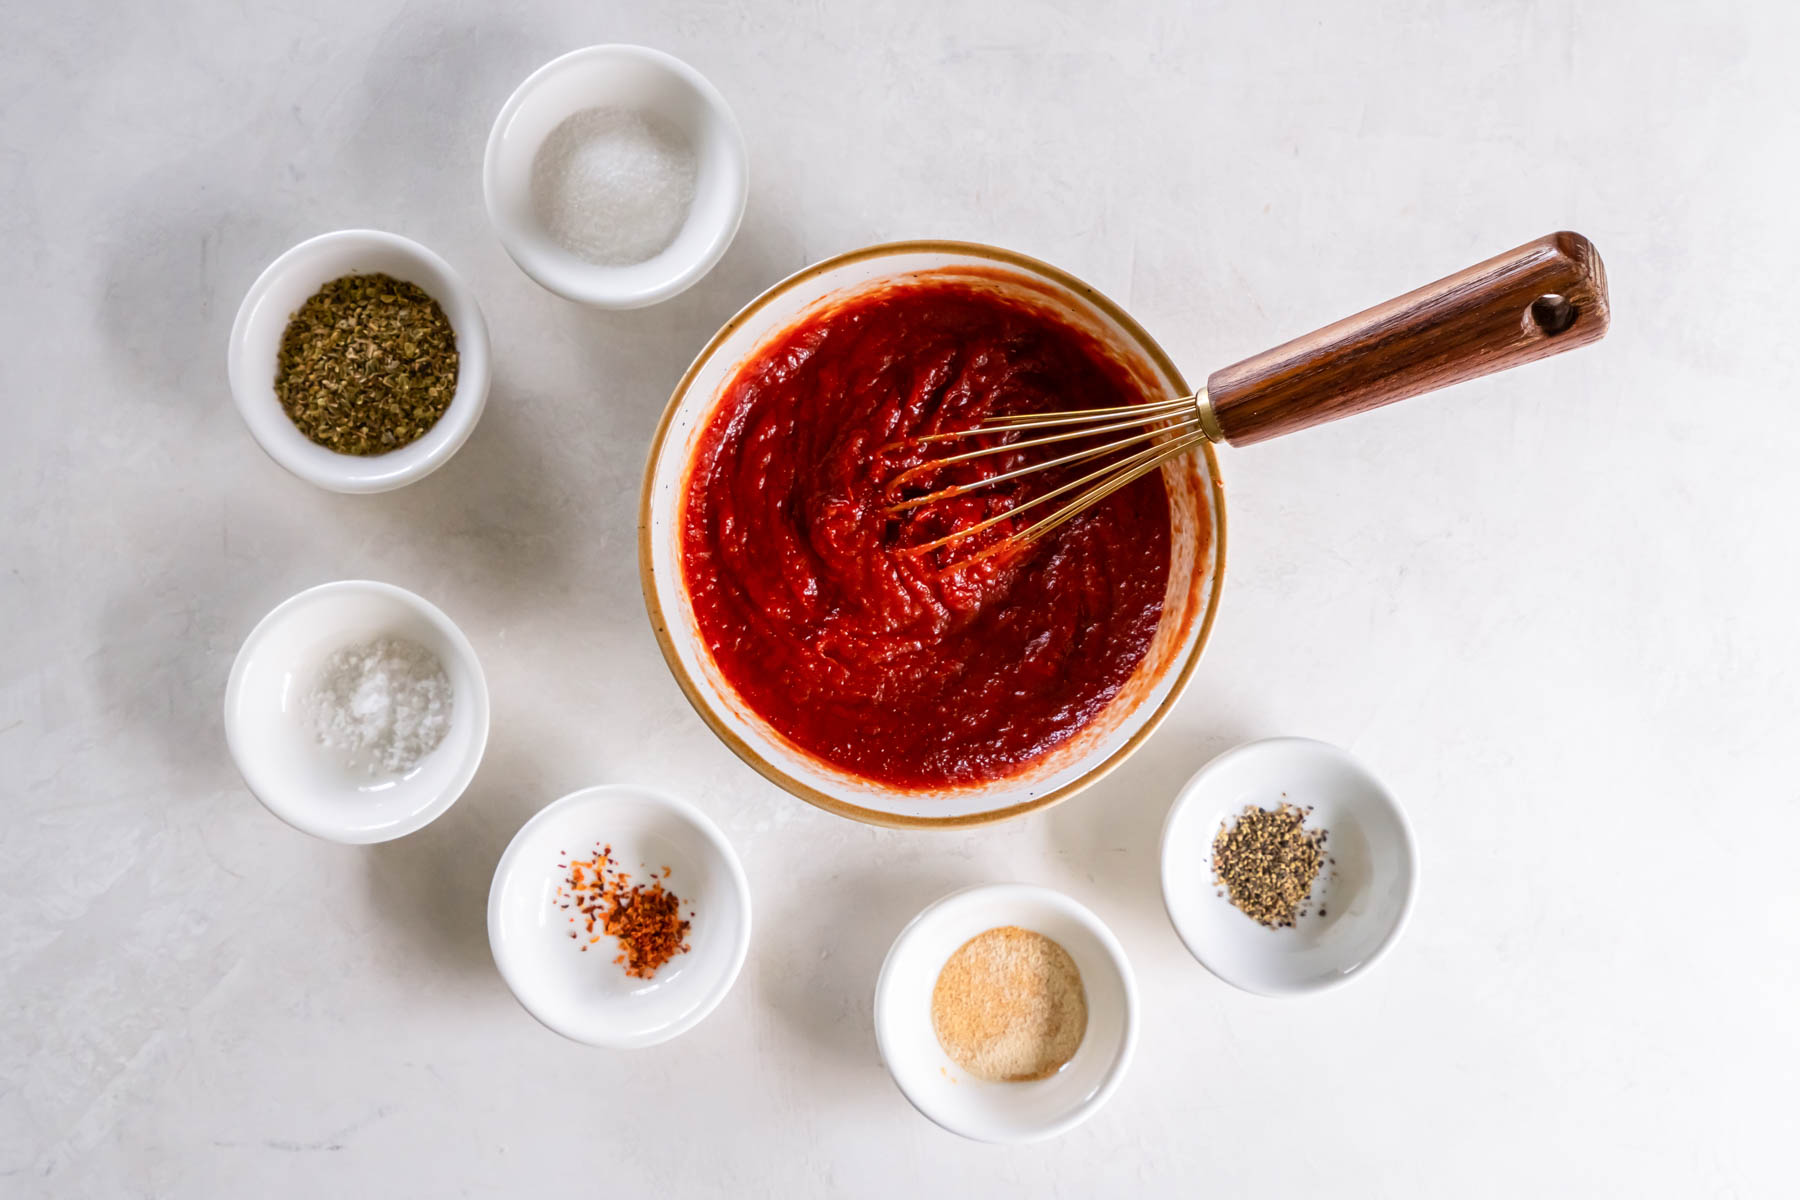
[680,276,1171,789]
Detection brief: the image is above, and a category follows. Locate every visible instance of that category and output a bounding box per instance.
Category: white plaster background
[3,1,1796,1195]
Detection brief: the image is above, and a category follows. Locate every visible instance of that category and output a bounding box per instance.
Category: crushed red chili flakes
[554,843,692,978]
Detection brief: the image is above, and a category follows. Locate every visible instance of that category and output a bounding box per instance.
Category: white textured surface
[3,1,1797,1195]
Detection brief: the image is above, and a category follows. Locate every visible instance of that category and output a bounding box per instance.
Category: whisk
[886,231,1609,555]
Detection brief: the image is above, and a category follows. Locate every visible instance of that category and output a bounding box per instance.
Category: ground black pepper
[1211,803,1328,928]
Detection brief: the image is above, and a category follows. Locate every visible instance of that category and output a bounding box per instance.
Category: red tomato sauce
[680,275,1171,789]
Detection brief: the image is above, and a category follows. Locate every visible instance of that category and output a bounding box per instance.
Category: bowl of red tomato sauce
[640,242,1224,827]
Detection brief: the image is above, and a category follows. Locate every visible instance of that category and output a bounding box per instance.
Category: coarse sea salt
[531,105,698,266]
[306,636,453,776]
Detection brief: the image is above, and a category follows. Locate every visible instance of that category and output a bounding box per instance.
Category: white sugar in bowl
[484,44,748,308]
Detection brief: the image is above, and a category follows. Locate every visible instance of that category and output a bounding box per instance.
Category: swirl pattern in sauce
[680,276,1170,789]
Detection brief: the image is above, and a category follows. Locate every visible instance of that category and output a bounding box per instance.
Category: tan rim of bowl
[637,240,1229,829]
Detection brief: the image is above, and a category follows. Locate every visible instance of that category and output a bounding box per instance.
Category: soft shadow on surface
[561,202,802,416]
[362,732,561,979]
[338,17,552,224]
[363,800,509,979]
[90,502,318,787]
[375,372,599,613]
[1043,716,1256,931]
[95,176,284,408]
[752,854,981,1070]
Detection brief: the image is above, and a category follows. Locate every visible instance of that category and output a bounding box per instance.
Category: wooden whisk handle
[1202,231,1609,446]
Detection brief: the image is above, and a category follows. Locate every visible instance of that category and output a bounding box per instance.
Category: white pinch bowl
[488,784,751,1048]
[1160,737,1419,996]
[874,884,1137,1143]
[224,580,490,843]
[228,229,491,493]
[484,44,748,308]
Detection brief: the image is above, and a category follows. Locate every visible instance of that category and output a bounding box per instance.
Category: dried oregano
[274,273,458,456]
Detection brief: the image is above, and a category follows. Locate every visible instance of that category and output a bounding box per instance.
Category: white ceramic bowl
[640,242,1225,828]
[228,229,492,493]
[1160,737,1418,996]
[484,45,748,308]
[874,884,1137,1143]
[487,784,751,1048]
[224,580,491,843]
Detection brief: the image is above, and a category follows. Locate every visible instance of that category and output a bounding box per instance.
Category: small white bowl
[228,229,491,493]
[483,45,748,308]
[487,784,751,1048]
[874,884,1137,1143]
[1160,738,1418,996]
[224,580,491,843]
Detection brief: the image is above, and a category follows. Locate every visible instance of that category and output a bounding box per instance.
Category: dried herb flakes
[274,273,458,456]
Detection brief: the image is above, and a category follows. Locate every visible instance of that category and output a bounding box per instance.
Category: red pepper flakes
[561,842,692,978]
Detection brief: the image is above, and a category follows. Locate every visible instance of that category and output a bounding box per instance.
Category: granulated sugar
[306,637,453,776]
[930,926,1087,1082]
[531,105,697,266]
